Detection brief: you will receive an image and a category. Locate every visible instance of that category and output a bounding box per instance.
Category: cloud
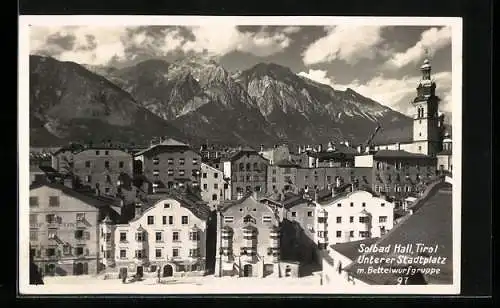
[181,25,293,57]
[334,71,452,115]
[30,25,296,66]
[385,26,452,69]
[297,69,335,87]
[302,25,387,65]
[282,26,301,34]
[31,26,127,66]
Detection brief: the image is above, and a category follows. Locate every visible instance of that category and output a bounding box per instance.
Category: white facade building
[100,195,211,278]
[314,190,395,246]
[200,162,228,209]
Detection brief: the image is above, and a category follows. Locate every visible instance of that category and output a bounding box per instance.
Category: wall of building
[215,196,280,278]
[201,163,228,209]
[72,149,133,196]
[229,154,268,200]
[112,198,208,278]
[437,154,453,173]
[139,147,201,193]
[29,186,100,277]
[354,155,374,168]
[223,161,232,200]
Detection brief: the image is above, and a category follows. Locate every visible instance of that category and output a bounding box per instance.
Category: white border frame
[18,15,462,295]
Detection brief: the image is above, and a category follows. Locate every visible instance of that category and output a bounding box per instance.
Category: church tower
[411,56,442,156]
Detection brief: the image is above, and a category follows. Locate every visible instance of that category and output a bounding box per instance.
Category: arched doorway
[74,263,84,275]
[163,265,173,277]
[243,264,252,277]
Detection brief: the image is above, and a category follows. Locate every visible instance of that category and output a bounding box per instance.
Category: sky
[30,25,453,116]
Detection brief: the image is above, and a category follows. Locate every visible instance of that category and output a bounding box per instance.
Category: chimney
[134,202,143,218]
[331,186,335,198]
[327,142,334,152]
[318,144,323,152]
[357,145,362,153]
[63,177,73,189]
[365,146,371,153]
[260,144,265,152]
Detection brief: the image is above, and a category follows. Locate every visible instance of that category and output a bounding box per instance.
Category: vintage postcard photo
[18,16,462,295]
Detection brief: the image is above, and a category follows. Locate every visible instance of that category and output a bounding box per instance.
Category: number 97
[397,276,409,285]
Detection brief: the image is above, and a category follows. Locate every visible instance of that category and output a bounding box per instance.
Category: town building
[29,181,119,277]
[314,189,395,247]
[260,192,319,270]
[267,160,372,197]
[133,138,202,194]
[372,58,447,156]
[102,192,211,279]
[215,193,299,278]
[295,142,357,168]
[200,162,229,209]
[354,150,437,206]
[322,177,453,285]
[259,144,291,166]
[71,147,134,198]
[222,147,269,200]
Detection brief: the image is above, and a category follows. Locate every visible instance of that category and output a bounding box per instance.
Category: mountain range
[29,54,422,149]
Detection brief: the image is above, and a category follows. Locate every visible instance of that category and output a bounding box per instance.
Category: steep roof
[136,191,211,221]
[226,148,269,162]
[29,181,120,221]
[133,138,192,156]
[343,181,453,284]
[260,192,311,209]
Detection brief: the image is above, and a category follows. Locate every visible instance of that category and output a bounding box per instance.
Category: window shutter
[85,248,89,256]
[46,215,51,223]
[74,231,78,239]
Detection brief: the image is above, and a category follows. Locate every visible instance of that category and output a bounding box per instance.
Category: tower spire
[420,48,431,80]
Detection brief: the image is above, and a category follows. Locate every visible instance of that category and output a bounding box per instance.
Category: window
[29,197,39,207]
[317,231,327,238]
[162,216,167,225]
[189,248,200,257]
[349,231,354,238]
[147,216,154,225]
[307,211,313,217]
[104,161,110,168]
[120,250,126,258]
[167,169,174,176]
[359,231,369,238]
[156,249,162,258]
[349,216,354,223]
[418,146,422,151]
[86,175,92,183]
[76,213,85,222]
[163,203,170,209]
[179,158,185,165]
[375,185,381,192]
[203,184,208,190]
[153,157,159,165]
[75,247,84,256]
[179,170,185,176]
[136,232,144,242]
[214,173,219,179]
[291,212,297,217]
[29,214,38,224]
[104,187,110,194]
[74,230,84,240]
[381,203,385,207]
[169,216,174,225]
[85,161,91,168]
[224,216,234,223]
[119,161,124,168]
[243,215,256,223]
[153,170,160,176]
[96,150,100,155]
[379,216,388,223]
[192,158,198,165]
[63,244,71,255]
[172,232,179,241]
[181,216,188,225]
[135,250,144,259]
[189,231,200,241]
[212,194,218,201]
[359,216,369,223]
[155,232,162,242]
[336,217,342,223]
[49,196,60,207]
[350,202,354,207]
[214,183,219,190]
[262,216,272,223]
[362,202,366,207]
[337,203,341,207]
[336,231,342,238]
[30,231,37,241]
[119,232,127,242]
[172,248,179,257]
